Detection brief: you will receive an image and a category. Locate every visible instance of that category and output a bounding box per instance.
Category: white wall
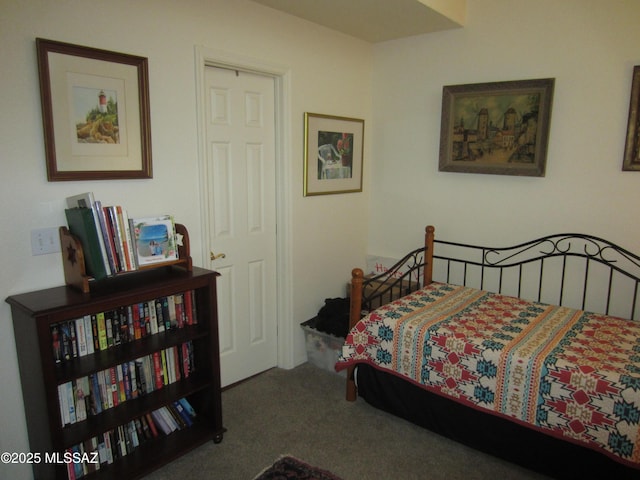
[369,0,640,258]
[0,1,371,478]
[6,0,640,477]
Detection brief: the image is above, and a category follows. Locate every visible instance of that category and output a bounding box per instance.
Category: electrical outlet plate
[31,227,61,255]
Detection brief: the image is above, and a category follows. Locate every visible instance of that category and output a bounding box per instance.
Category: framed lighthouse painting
[36,38,152,181]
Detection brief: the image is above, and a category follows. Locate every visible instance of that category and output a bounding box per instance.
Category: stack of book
[57,342,195,427]
[62,397,197,479]
[65,192,179,280]
[51,291,197,363]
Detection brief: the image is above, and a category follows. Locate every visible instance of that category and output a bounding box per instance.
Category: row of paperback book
[65,192,179,280]
[51,291,197,364]
[57,342,195,427]
[64,397,197,480]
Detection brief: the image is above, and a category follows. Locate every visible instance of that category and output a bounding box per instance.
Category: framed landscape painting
[303,112,364,196]
[36,38,152,181]
[438,78,555,177]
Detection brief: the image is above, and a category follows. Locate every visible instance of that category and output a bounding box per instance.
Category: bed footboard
[346,226,434,401]
[346,269,364,401]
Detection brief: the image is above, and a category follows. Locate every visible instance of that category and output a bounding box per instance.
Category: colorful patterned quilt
[335,283,640,468]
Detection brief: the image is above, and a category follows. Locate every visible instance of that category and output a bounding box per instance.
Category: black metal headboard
[432,233,640,321]
[357,230,640,321]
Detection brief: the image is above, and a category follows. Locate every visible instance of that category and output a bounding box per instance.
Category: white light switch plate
[31,227,61,255]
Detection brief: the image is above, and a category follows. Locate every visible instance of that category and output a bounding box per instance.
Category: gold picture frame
[303,113,364,196]
[36,38,152,181]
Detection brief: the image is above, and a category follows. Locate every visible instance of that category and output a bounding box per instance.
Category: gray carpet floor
[143,363,551,480]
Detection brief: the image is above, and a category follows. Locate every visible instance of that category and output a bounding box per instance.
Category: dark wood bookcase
[6,263,224,479]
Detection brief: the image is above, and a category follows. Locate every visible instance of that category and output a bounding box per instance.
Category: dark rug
[253,455,343,480]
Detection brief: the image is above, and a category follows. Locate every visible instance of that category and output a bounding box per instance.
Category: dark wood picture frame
[439,78,554,177]
[36,38,152,181]
[622,66,640,171]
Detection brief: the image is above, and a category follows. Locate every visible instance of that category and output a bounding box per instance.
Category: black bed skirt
[356,364,638,480]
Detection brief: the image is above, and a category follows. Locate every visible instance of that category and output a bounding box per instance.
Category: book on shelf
[178,397,196,418]
[68,399,199,466]
[115,205,136,271]
[58,322,74,361]
[172,400,194,427]
[104,207,126,272]
[50,290,198,367]
[66,193,111,276]
[144,412,159,438]
[150,409,171,435]
[96,312,108,351]
[52,324,62,363]
[65,207,109,280]
[83,316,94,355]
[64,193,180,279]
[74,318,87,357]
[75,376,90,423]
[56,343,195,428]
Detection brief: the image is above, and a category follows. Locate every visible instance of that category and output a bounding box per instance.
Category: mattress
[335,282,640,469]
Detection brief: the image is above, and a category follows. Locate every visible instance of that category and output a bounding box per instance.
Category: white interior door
[204,66,278,387]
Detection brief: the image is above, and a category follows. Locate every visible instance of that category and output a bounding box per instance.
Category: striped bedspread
[335,282,640,468]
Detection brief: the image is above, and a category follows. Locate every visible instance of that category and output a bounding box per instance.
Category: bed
[335,226,640,478]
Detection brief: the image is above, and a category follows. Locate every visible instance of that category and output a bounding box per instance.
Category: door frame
[194,46,294,370]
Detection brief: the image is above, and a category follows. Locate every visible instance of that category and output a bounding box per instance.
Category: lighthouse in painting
[98,90,107,113]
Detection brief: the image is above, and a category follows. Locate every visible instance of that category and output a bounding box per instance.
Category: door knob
[210,251,226,261]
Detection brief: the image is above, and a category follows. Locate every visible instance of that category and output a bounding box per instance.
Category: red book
[145,412,159,437]
[181,342,190,378]
[190,291,198,324]
[184,290,194,325]
[132,304,141,340]
[109,367,119,407]
[66,448,76,480]
[51,324,62,363]
[152,352,164,390]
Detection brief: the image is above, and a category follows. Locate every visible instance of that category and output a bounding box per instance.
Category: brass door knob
[210,251,226,261]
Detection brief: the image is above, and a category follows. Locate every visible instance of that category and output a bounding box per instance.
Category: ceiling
[250,0,466,43]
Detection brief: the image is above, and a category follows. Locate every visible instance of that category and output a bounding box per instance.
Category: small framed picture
[36,38,152,181]
[131,216,178,266]
[303,113,364,196]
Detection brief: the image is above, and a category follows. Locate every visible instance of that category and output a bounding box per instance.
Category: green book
[65,207,108,280]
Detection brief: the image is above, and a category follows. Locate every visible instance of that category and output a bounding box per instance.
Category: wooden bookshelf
[6,230,224,479]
